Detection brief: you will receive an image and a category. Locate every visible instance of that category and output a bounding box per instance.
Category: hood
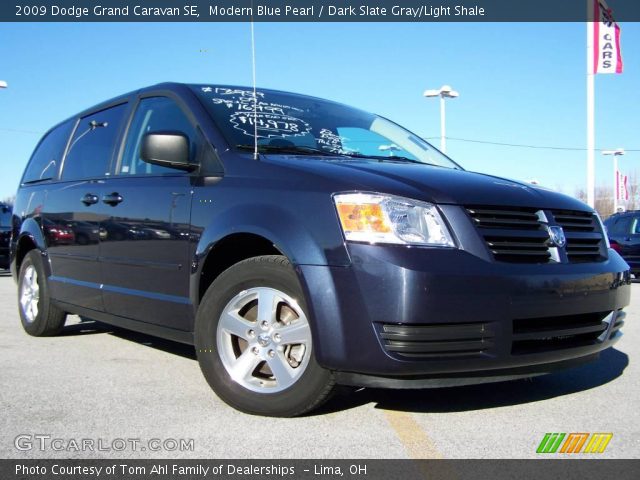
[263,156,590,212]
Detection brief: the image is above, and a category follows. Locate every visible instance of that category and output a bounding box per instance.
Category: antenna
[250,3,259,160]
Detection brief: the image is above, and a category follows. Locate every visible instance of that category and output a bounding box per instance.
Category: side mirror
[140,131,196,171]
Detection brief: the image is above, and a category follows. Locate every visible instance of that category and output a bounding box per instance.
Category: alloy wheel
[20,265,39,324]
[216,287,312,393]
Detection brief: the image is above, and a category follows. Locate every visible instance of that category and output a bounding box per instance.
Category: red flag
[594,0,623,74]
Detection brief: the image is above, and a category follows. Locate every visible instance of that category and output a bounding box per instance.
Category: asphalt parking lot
[0,271,638,459]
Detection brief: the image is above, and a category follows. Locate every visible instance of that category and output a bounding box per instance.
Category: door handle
[81,193,99,206]
[102,192,123,206]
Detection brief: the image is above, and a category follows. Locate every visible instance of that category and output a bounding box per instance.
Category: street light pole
[440,95,446,153]
[602,148,625,214]
[424,85,459,154]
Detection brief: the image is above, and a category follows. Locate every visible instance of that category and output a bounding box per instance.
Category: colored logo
[548,226,567,248]
[536,433,613,454]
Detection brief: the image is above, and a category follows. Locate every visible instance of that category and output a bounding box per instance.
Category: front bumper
[298,244,630,384]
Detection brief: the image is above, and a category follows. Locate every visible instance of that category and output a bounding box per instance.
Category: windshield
[191,85,461,169]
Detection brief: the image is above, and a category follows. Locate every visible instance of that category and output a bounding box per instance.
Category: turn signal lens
[333,193,455,247]
[336,202,392,235]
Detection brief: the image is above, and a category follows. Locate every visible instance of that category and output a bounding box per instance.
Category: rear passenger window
[61,103,128,181]
[118,97,196,176]
[22,119,75,184]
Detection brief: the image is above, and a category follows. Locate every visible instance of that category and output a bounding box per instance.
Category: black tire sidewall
[195,257,332,417]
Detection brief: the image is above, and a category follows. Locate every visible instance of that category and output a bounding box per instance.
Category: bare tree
[595,186,614,218]
[573,186,613,219]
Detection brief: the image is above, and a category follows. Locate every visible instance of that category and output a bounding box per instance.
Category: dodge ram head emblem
[548,226,567,248]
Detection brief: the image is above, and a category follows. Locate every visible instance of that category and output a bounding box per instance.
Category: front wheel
[18,250,67,336]
[195,255,335,417]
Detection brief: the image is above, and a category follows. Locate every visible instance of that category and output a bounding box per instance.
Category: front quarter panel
[191,192,348,265]
[190,176,351,306]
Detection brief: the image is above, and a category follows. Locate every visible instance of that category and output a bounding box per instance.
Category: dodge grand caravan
[11,83,630,416]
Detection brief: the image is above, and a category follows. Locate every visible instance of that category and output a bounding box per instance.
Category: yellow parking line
[383,410,444,459]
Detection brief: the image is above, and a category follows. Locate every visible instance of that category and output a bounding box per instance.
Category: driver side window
[119,97,197,176]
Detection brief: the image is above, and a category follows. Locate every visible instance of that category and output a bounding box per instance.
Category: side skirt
[55,301,195,345]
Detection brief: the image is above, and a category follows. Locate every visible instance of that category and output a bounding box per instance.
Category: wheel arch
[193,232,285,308]
[13,218,49,280]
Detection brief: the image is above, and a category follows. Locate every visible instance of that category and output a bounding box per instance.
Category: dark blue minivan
[11,83,630,416]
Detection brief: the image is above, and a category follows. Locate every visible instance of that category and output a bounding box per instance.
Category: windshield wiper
[236,144,343,157]
[342,153,426,165]
[236,144,449,167]
[22,177,53,185]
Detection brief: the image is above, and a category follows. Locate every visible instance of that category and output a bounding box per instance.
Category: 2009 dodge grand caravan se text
[11,83,630,416]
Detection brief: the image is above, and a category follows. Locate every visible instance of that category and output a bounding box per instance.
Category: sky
[1,20,639,201]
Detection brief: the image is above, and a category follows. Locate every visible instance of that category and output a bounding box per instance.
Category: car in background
[603,210,640,274]
[142,224,172,240]
[102,220,148,242]
[0,203,11,269]
[67,220,101,246]
[41,218,75,246]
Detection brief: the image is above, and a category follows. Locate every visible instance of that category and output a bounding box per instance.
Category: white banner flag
[594,0,623,74]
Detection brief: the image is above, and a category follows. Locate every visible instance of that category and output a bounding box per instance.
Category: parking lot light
[423,85,459,153]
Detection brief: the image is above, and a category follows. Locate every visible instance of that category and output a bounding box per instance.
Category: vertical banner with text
[617,170,629,201]
[594,0,623,74]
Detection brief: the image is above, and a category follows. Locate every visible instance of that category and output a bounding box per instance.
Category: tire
[195,255,335,417]
[18,250,66,336]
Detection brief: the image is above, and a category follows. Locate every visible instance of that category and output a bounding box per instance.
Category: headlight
[333,193,455,247]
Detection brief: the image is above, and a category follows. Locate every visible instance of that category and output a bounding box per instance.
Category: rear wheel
[195,255,335,417]
[18,250,66,336]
